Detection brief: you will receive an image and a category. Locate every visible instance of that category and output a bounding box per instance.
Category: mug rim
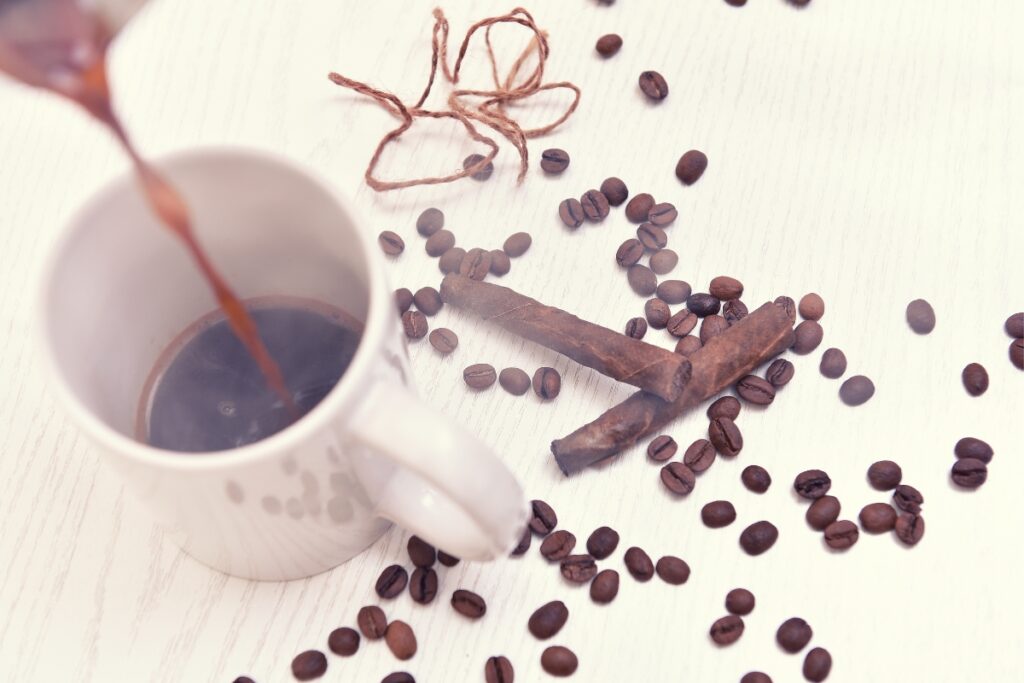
[36,145,389,471]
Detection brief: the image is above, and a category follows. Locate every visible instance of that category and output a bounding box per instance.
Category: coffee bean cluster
[464,364,562,400]
[949,436,993,490]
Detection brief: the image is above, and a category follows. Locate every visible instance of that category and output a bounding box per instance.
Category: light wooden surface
[1,0,1022,681]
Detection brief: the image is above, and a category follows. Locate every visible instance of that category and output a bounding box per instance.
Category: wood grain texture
[0,0,1021,681]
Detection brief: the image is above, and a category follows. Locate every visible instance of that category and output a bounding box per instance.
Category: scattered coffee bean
[395,288,413,315]
[637,223,667,250]
[586,526,620,559]
[590,569,620,604]
[794,469,831,499]
[792,320,824,354]
[894,513,925,546]
[625,316,648,339]
[616,238,645,267]
[595,33,623,57]
[540,646,578,677]
[724,0,748,7]
[710,615,745,645]
[683,438,716,473]
[464,153,493,181]
[464,363,497,390]
[765,358,795,387]
[709,417,743,456]
[413,286,442,315]
[438,247,466,274]
[725,588,755,616]
[385,620,417,660]
[823,520,859,549]
[402,310,428,339]
[905,299,936,334]
[803,647,832,682]
[687,293,721,317]
[625,193,655,223]
[675,335,702,356]
[651,250,679,275]
[489,249,511,276]
[859,503,897,533]
[600,177,629,206]
[723,299,749,325]
[867,460,902,490]
[428,328,458,354]
[638,70,669,100]
[540,530,577,561]
[774,295,797,322]
[437,550,460,567]
[379,230,405,256]
[529,500,557,536]
[657,279,691,304]
[647,434,677,461]
[511,529,532,556]
[776,617,813,653]
[798,293,825,321]
[291,650,328,680]
[381,673,414,683]
[819,348,847,379]
[739,521,778,556]
[533,367,561,399]
[700,314,728,343]
[892,484,924,513]
[1006,312,1024,337]
[416,207,444,236]
[425,229,456,257]
[661,462,697,495]
[407,535,436,567]
[1011,338,1024,370]
[499,367,531,396]
[560,554,598,583]
[627,264,658,296]
[701,500,737,528]
[558,198,585,228]
[709,276,743,301]
[736,375,776,405]
[375,565,409,599]
[409,567,438,604]
[951,458,988,488]
[357,606,388,639]
[328,627,360,656]
[484,656,514,683]
[459,248,492,281]
[451,589,487,619]
[655,555,691,584]
[540,148,570,174]
[839,375,875,406]
[667,309,699,337]
[708,395,741,420]
[647,202,678,226]
[676,150,708,185]
[961,362,989,396]
[742,465,772,493]
[528,600,569,640]
[805,496,840,531]
[503,232,532,257]
[954,437,993,463]
[645,298,671,329]
[580,189,610,222]
[624,546,655,581]
[741,673,772,683]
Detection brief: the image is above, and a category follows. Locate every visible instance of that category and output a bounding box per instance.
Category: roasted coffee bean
[540,646,578,677]
[647,202,678,226]
[1007,312,1024,337]
[425,229,456,256]
[710,615,745,645]
[676,150,708,185]
[429,328,458,354]
[741,673,772,683]
[357,606,388,639]
[451,589,487,619]
[407,535,436,567]
[645,298,672,329]
[586,526,620,559]
[1011,338,1024,369]
[600,177,629,205]
[395,288,414,315]
[413,286,443,315]
[625,316,648,339]
[667,309,698,337]
[742,465,772,493]
[661,462,696,495]
[893,484,924,513]
[625,192,656,223]
[503,232,532,257]
[723,299,749,325]
[794,470,831,499]
[489,249,511,276]
[701,500,737,528]
[725,0,748,7]
[683,438,716,473]
[906,299,936,334]
[725,588,755,616]
[650,249,679,276]
[560,554,598,583]
[464,363,497,390]
[291,650,328,680]
[675,335,702,356]
[657,279,691,304]
[533,367,561,399]
[709,417,743,456]
[459,248,492,281]
[627,264,658,296]
[511,529,532,556]
[590,569,619,603]
[328,627,360,656]
[595,33,623,57]
[655,555,690,584]
[792,320,824,354]
[528,600,569,639]
[765,358,795,387]
[839,375,874,406]
[409,567,438,604]
[776,617,813,653]
[709,276,743,301]
[498,367,531,396]
[438,247,466,274]
[636,223,668,251]
[687,293,721,317]
[379,230,405,256]
[402,310,428,339]
[867,460,902,490]
[624,546,655,581]
[700,314,728,343]
[962,362,988,396]
[529,499,557,536]
[381,673,414,683]
[803,647,832,682]
[708,395,741,420]
[464,153,493,180]
[806,496,840,531]
[580,189,610,222]
[385,620,417,660]
[558,198,585,228]
[615,238,645,267]
[951,458,988,488]
[736,375,775,405]
[819,348,847,379]
[540,148,570,174]
[540,530,577,561]
[774,295,798,322]
[895,513,925,546]
[859,503,897,533]
[375,565,408,599]
[416,207,444,236]
[638,70,669,100]
[954,437,993,463]
[739,521,778,555]
[798,293,824,321]
[438,550,460,567]
[823,520,859,549]
[647,434,677,461]
[484,656,514,683]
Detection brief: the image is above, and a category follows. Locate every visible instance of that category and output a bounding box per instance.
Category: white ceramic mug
[37,147,529,581]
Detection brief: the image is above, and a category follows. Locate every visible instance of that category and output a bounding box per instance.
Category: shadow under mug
[37,147,529,581]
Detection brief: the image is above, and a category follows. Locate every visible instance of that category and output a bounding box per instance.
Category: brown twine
[328,6,581,192]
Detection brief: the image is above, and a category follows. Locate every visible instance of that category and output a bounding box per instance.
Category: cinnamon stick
[551,302,795,475]
[439,274,691,402]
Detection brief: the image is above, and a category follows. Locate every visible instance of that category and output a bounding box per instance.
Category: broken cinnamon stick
[439,274,691,402]
[551,302,795,474]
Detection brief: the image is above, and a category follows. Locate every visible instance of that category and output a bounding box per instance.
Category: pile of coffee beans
[862,461,926,546]
[949,437,992,490]
[1007,312,1024,369]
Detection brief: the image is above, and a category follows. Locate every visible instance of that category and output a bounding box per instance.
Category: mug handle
[348,378,529,561]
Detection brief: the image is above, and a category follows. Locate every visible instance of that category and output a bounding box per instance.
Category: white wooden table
[1,0,1022,681]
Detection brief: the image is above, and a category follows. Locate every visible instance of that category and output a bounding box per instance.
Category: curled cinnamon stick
[440,274,691,402]
[551,302,795,475]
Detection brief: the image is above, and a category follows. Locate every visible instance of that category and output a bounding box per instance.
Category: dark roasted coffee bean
[429,328,458,354]
[655,555,690,584]
[451,589,486,619]
[954,437,993,463]
[402,310,428,339]
[708,395,741,420]
[375,565,408,599]
[595,33,623,57]
[381,673,414,683]
[413,286,443,315]
[437,550,460,567]
[1007,312,1024,337]
[962,362,988,396]
[709,276,743,301]
[499,367,531,396]
[580,189,610,222]
[859,503,897,533]
[774,295,797,322]
[645,298,671,329]
[667,309,698,337]
[540,646,578,677]
[489,249,511,276]
[637,223,668,250]
[625,192,655,223]
[464,153,493,180]
[647,434,677,461]
[700,314,728,343]
[503,232,532,257]
[675,334,702,356]
[625,316,648,339]
[1011,338,1024,369]
[291,650,328,680]
[725,0,748,7]
[741,673,772,683]
[416,207,444,236]
[742,465,771,493]
[723,299,749,324]
[765,358,795,387]
[776,617,813,653]
[438,247,466,274]
[647,202,677,226]
[560,554,598,583]
[586,526,620,559]
[739,521,778,555]
[657,279,691,304]
[328,627,360,656]
[395,288,414,315]
[379,230,405,256]
[894,513,925,546]
[385,620,417,660]
[425,229,456,257]
[687,293,721,317]
[529,500,557,536]
[409,567,438,604]
[357,606,388,639]
[806,496,840,531]
[638,70,669,100]
[407,535,436,567]
[792,320,824,354]
[736,375,775,405]
[803,647,832,682]
[615,238,644,267]
[533,367,561,399]
[893,484,924,513]
[683,438,716,473]
[819,347,847,379]
[725,588,755,616]
[558,198,585,228]
[906,299,936,334]
[710,615,744,645]
[709,417,743,456]
[464,363,497,390]
[624,546,655,581]
[600,177,629,205]
[867,460,902,490]
[660,462,696,495]
[798,293,824,321]
[839,375,874,406]
[627,264,658,296]
[511,528,532,556]
[540,148,570,174]
[540,530,577,561]
[528,600,569,639]
[484,656,514,683]
[951,458,988,488]
[824,520,859,549]
[590,569,619,603]
[701,500,737,528]
[794,470,831,499]
[459,248,492,281]
[676,149,708,185]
